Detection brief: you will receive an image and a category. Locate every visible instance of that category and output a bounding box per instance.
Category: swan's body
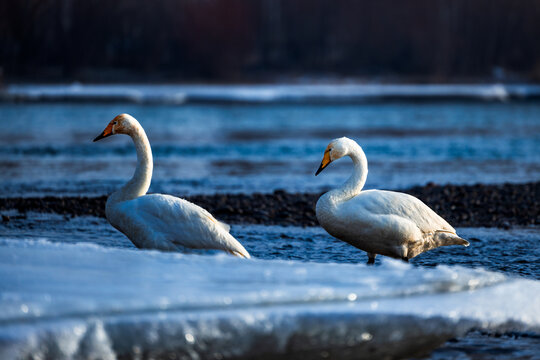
[315,137,468,263]
[94,114,250,258]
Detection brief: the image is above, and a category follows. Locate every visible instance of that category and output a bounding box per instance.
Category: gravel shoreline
[1,182,538,228]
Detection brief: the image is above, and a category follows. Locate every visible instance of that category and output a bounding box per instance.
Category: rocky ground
[1,182,538,228]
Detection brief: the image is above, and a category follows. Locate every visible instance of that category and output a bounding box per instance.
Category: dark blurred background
[2,0,540,83]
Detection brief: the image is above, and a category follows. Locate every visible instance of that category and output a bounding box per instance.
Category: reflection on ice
[0,239,539,359]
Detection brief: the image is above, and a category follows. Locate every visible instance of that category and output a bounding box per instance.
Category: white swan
[315,137,468,264]
[93,114,250,258]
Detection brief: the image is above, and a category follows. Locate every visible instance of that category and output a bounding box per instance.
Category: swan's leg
[367,253,376,265]
[401,257,409,263]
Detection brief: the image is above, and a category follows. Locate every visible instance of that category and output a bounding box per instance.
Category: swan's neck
[108,125,153,205]
[327,146,368,204]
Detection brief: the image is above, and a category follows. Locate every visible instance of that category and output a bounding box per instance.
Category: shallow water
[1,213,539,279]
[1,101,539,196]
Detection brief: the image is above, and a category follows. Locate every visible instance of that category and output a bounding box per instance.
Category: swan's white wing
[331,190,465,259]
[111,194,250,258]
[348,189,456,235]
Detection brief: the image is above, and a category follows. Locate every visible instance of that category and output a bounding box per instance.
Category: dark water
[1,102,539,196]
[416,331,540,360]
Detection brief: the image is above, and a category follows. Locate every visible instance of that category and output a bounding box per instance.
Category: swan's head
[315,137,357,175]
[93,114,139,142]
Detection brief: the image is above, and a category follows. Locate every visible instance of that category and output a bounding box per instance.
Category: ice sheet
[5,83,540,103]
[0,239,539,359]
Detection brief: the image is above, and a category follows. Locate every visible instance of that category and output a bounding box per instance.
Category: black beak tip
[93,133,106,142]
[315,164,324,176]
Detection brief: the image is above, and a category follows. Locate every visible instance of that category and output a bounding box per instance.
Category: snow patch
[0,239,538,358]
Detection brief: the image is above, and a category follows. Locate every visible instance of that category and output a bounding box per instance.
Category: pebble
[0,182,538,228]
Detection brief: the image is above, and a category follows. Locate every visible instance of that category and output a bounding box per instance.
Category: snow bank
[0,239,538,359]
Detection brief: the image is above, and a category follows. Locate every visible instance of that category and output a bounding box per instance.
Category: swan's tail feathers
[221,231,251,259]
[228,249,251,259]
[435,230,470,247]
[205,214,231,233]
[218,220,231,233]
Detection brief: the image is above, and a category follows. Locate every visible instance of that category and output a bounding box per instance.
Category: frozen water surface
[0,238,539,359]
[6,83,540,103]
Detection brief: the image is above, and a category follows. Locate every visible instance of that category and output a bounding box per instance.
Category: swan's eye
[113,121,118,125]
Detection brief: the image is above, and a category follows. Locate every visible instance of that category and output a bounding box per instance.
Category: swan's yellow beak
[315,149,332,176]
[93,122,114,142]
